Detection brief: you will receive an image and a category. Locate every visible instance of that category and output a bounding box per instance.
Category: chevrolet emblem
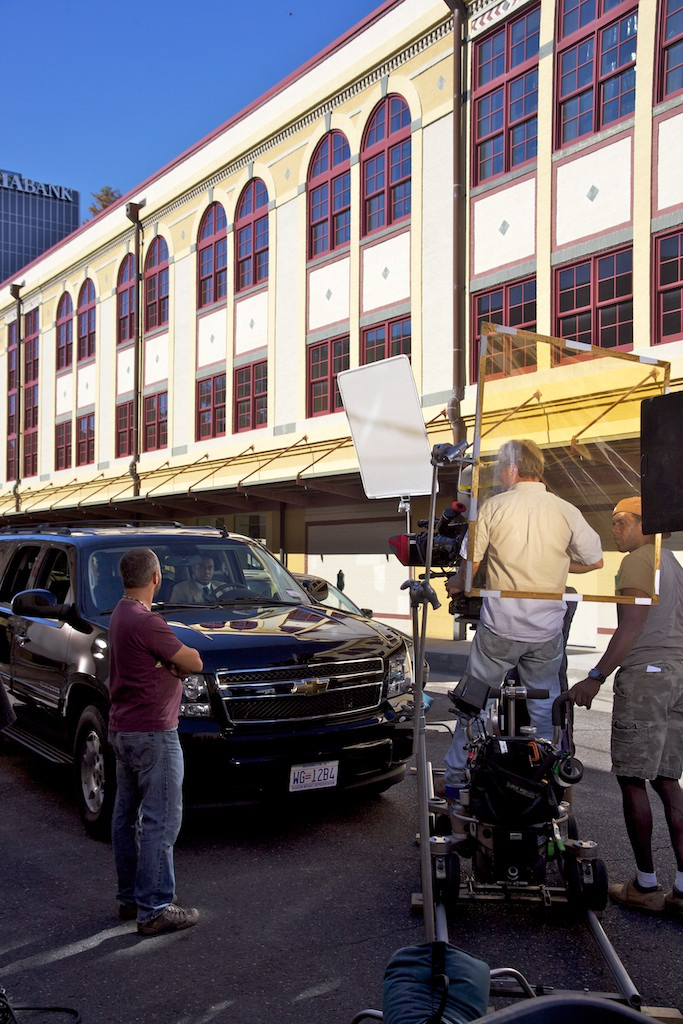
[292,678,329,696]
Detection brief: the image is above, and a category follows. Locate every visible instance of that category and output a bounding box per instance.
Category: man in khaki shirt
[443,439,603,787]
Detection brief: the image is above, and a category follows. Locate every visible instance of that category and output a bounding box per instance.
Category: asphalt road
[0,659,681,1024]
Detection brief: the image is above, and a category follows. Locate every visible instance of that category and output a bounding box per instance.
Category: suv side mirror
[11,589,92,633]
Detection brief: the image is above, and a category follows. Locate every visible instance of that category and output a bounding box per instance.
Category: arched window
[307,132,351,259]
[361,95,411,237]
[197,202,227,309]
[144,236,169,332]
[56,293,73,370]
[77,279,96,361]
[117,254,136,345]
[235,179,269,293]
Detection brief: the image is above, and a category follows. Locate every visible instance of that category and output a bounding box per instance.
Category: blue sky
[3,0,378,219]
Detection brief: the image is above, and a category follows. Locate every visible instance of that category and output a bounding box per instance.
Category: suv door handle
[15,635,31,646]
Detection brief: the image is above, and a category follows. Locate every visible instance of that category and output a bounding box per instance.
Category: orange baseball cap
[613,497,642,516]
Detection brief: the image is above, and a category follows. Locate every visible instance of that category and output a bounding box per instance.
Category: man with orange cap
[570,496,683,916]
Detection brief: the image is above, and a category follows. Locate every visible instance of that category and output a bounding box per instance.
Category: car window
[36,548,72,604]
[0,544,42,602]
[89,550,124,611]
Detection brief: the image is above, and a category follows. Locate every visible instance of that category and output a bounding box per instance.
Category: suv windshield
[85,536,307,614]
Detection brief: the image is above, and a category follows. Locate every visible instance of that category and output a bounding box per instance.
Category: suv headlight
[387,649,413,697]
[179,674,212,718]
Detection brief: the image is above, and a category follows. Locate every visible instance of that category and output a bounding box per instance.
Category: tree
[88,186,122,218]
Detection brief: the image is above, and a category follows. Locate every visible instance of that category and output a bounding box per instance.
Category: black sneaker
[137,904,199,936]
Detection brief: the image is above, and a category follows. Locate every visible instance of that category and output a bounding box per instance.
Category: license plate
[289,760,339,792]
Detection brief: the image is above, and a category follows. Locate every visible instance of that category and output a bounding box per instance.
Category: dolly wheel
[433,851,461,907]
[583,857,609,911]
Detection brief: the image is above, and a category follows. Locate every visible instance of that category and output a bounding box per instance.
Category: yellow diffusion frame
[463,323,671,607]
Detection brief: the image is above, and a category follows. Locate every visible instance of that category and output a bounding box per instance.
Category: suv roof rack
[0,521,228,536]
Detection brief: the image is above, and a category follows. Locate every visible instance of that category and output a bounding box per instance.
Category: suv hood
[159,603,409,669]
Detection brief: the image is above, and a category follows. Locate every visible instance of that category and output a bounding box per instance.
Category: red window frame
[361,95,411,236]
[77,279,96,362]
[655,229,683,345]
[555,246,633,352]
[197,202,227,309]
[556,0,637,148]
[233,361,267,432]
[6,321,17,481]
[235,180,269,293]
[361,316,411,364]
[471,278,537,382]
[117,254,136,345]
[56,293,73,370]
[658,0,683,101]
[472,5,540,184]
[143,392,168,452]
[307,336,349,417]
[23,309,39,478]
[196,373,227,439]
[144,237,169,332]
[116,400,134,458]
[76,413,95,466]
[307,132,351,259]
[55,421,72,471]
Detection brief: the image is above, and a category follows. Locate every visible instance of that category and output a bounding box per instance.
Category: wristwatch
[587,667,606,684]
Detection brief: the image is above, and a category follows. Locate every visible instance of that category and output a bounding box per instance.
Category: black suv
[0,523,416,837]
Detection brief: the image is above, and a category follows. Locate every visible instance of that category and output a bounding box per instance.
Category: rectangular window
[557,1,637,147]
[116,401,134,458]
[655,229,683,344]
[143,392,168,452]
[555,247,633,352]
[55,421,72,471]
[76,413,95,466]
[659,0,683,101]
[7,321,18,481]
[472,278,537,382]
[361,316,411,364]
[23,431,38,479]
[364,155,386,233]
[196,373,227,439]
[473,5,540,184]
[234,361,267,432]
[307,337,350,417]
[78,307,96,361]
[57,316,73,369]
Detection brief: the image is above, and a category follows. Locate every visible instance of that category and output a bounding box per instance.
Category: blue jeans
[109,729,184,922]
[444,624,564,784]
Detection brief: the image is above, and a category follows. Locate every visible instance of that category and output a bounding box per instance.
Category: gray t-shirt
[617,545,683,668]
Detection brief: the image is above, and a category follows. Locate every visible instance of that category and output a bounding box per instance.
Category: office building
[0,169,80,283]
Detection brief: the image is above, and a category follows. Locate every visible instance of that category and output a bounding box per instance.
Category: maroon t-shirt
[109,599,184,732]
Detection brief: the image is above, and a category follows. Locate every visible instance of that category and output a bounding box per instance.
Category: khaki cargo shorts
[611,660,683,780]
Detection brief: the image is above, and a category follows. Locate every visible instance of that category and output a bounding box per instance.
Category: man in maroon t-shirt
[109,547,202,936]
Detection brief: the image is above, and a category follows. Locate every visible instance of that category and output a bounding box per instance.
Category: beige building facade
[1,0,682,638]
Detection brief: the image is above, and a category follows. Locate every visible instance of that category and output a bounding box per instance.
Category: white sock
[636,869,658,889]
[674,871,683,894]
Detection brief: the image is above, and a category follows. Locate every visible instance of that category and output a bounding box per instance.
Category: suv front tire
[74,705,114,840]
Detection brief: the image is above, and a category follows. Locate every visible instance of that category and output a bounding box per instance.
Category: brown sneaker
[609,876,664,914]
[664,888,683,917]
[137,904,199,936]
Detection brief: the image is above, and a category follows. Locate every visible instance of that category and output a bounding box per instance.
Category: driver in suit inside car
[171,556,217,604]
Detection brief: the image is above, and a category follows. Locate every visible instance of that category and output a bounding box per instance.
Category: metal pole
[444,1,468,445]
